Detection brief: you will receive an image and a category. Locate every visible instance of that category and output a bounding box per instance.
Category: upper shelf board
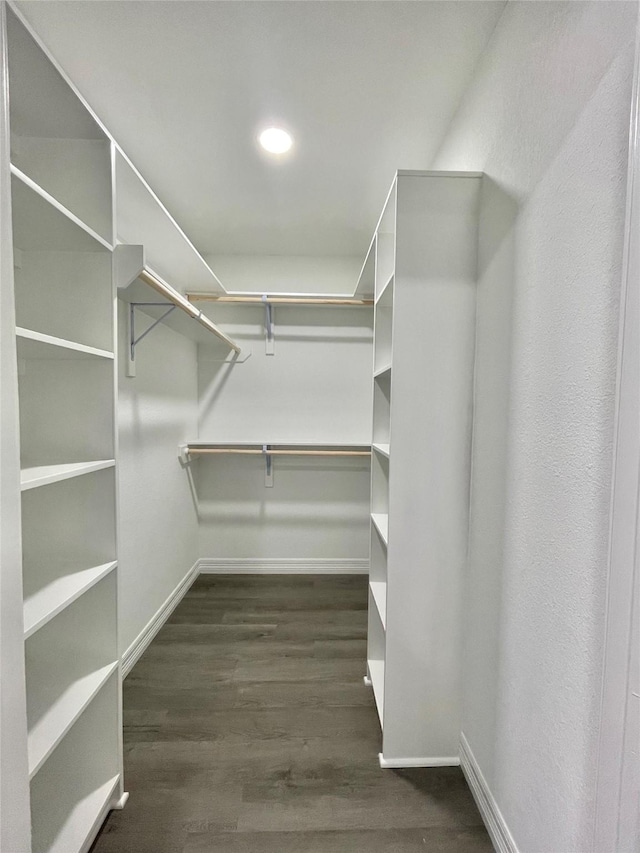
[11,167,111,252]
[115,151,226,295]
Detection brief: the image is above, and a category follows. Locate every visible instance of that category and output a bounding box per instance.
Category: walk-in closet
[1,2,639,852]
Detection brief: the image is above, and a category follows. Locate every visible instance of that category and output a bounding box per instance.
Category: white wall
[431,3,638,851]
[196,300,373,562]
[117,301,199,655]
[205,254,362,295]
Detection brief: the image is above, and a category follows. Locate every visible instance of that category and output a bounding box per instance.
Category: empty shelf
[16,328,114,361]
[374,363,392,379]
[11,165,112,252]
[28,661,117,779]
[35,774,120,853]
[376,273,394,306]
[21,460,115,491]
[369,581,387,630]
[368,658,385,727]
[24,562,117,640]
[20,459,116,492]
[372,442,390,458]
[371,513,389,546]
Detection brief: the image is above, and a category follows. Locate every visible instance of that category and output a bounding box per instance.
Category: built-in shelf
[24,562,117,640]
[20,460,115,491]
[354,235,375,299]
[34,773,120,853]
[370,581,387,630]
[374,364,392,379]
[10,165,112,252]
[371,512,389,546]
[368,658,385,727]
[372,442,390,458]
[28,661,117,779]
[16,328,114,361]
[376,273,394,306]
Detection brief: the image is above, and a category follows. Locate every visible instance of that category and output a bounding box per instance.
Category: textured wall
[431,2,637,851]
[117,301,199,655]
[196,299,373,561]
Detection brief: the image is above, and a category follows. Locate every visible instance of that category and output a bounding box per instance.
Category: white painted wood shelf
[371,512,389,546]
[376,273,394,306]
[24,562,117,639]
[372,442,390,458]
[368,658,385,727]
[10,165,112,252]
[16,328,114,361]
[365,171,480,767]
[27,661,117,779]
[20,460,115,491]
[35,774,120,853]
[374,363,392,379]
[369,581,387,629]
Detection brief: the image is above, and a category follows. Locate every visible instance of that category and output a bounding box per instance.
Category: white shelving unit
[365,170,481,767]
[4,8,124,852]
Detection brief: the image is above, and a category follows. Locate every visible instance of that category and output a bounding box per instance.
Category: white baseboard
[379,753,460,769]
[197,557,369,574]
[459,732,518,853]
[120,561,199,678]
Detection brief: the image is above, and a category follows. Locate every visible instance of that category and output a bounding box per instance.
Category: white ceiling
[17,1,505,259]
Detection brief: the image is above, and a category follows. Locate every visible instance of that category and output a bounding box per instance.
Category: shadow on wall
[464,176,519,781]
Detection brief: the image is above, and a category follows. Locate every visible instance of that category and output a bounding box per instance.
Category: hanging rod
[186,446,372,457]
[186,293,374,307]
[138,270,242,353]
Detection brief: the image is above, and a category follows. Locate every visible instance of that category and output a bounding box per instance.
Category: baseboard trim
[121,561,199,678]
[459,732,518,853]
[378,754,460,769]
[197,557,369,575]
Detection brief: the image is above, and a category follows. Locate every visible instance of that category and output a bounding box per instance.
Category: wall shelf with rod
[182,442,372,488]
[115,246,245,375]
[187,293,374,307]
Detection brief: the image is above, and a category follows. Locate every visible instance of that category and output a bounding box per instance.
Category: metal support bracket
[263,444,273,487]
[127,302,176,378]
[262,294,275,355]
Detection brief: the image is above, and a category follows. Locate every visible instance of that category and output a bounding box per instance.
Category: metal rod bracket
[127,302,176,378]
[262,294,275,356]
[263,444,273,487]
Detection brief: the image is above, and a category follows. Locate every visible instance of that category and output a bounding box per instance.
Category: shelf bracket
[127,302,176,378]
[262,294,275,355]
[263,444,274,488]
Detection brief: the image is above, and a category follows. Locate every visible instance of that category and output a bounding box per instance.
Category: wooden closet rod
[187,447,371,457]
[186,293,374,307]
[139,270,242,354]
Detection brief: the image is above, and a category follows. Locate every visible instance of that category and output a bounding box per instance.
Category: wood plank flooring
[91,575,491,852]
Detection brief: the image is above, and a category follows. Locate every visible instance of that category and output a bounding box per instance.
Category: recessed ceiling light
[259,127,293,154]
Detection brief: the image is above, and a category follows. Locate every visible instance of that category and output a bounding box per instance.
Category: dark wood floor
[91,575,491,852]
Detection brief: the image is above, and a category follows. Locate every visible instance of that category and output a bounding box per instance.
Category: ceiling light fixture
[259,127,293,154]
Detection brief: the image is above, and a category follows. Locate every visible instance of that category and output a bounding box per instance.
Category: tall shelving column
[366,170,481,767]
[6,8,124,852]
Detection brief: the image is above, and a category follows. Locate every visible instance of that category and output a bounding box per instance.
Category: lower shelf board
[24,562,117,639]
[369,581,387,629]
[21,460,115,491]
[371,513,389,546]
[28,662,118,779]
[33,773,120,853]
[368,658,385,728]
